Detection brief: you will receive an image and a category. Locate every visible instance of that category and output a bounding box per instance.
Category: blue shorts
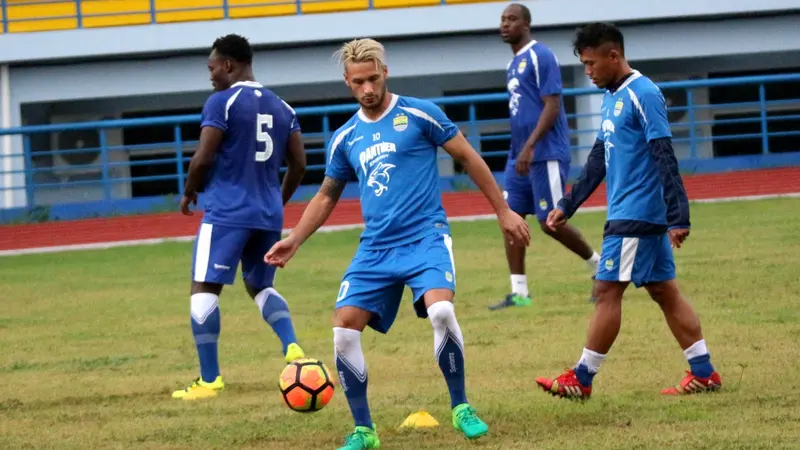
[503,159,568,221]
[595,234,676,288]
[335,231,456,334]
[191,222,280,290]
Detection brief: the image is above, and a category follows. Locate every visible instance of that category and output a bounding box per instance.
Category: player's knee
[538,220,556,236]
[592,281,624,305]
[427,300,456,329]
[645,280,678,306]
[191,281,222,296]
[332,306,371,331]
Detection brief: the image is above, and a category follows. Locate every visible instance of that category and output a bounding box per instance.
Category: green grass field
[3,198,800,450]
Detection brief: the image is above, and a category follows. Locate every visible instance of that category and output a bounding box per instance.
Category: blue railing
[1,73,800,222]
[0,0,461,34]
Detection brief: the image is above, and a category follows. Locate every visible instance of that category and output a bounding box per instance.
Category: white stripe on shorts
[618,237,639,282]
[443,233,456,280]
[546,160,563,207]
[193,223,213,282]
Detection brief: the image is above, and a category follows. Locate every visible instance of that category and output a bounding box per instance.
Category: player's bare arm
[281,131,307,205]
[441,132,531,246]
[265,176,347,267]
[181,126,224,215]
[649,137,691,248]
[516,94,561,175]
[547,138,606,231]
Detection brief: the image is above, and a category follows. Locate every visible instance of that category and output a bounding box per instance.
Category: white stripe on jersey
[224,88,243,122]
[399,106,445,131]
[328,124,357,163]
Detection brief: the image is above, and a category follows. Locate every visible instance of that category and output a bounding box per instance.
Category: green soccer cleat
[488,293,531,310]
[337,424,380,450]
[452,403,488,439]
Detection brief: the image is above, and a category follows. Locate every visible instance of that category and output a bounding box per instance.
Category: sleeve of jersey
[324,131,354,181]
[636,88,672,142]
[532,46,563,96]
[200,93,228,131]
[281,99,301,134]
[409,100,459,147]
[557,139,606,218]
[649,137,691,229]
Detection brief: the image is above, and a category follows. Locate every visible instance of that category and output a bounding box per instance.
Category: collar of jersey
[357,93,399,123]
[231,81,263,89]
[514,39,537,57]
[607,70,642,94]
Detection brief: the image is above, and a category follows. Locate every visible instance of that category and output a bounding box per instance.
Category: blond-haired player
[266,38,530,449]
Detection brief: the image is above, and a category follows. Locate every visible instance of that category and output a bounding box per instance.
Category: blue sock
[334,327,373,429]
[574,363,596,386]
[190,293,221,383]
[429,302,468,409]
[684,339,714,378]
[688,354,714,378]
[255,288,298,355]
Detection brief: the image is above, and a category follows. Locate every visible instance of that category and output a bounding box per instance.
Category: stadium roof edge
[0,0,798,64]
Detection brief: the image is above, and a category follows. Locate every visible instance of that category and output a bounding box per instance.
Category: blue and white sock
[190,293,221,383]
[254,287,298,355]
[428,301,468,409]
[684,339,714,378]
[575,347,606,386]
[333,327,373,429]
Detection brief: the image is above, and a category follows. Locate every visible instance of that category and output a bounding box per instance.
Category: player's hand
[498,208,531,247]
[515,147,534,176]
[546,208,567,232]
[180,192,197,216]
[669,227,690,249]
[264,236,301,268]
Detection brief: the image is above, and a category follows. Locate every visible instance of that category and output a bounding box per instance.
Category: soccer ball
[279,358,335,412]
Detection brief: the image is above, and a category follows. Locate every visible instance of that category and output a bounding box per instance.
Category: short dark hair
[572,22,624,56]
[211,34,253,64]
[507,3,531,23]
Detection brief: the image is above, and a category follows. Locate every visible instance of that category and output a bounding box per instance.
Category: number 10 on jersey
[256,113,274,162]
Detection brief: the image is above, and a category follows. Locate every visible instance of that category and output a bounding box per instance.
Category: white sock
[683,339,709,360]
[333,327,367,380]
[427,301,465,359]
[510,274,528,297]
[586,251,601,272]
[577,347,606,373]
[190,293,219,325]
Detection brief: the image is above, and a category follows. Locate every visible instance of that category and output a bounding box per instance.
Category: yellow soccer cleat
[284,343,305,363]
[171,376,225,400]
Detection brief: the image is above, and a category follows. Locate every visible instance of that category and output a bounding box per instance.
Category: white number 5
[255,113,274,162]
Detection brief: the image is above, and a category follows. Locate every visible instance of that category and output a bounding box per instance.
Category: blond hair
[333,38,387,71]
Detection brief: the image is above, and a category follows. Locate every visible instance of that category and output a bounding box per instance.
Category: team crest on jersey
[539,199,548,210]
[367,162,395,197]
[604,259,614,271]
[393,114,408,132]
[517,58,527,74]
[445,271,453,283]
[614,99,624,117]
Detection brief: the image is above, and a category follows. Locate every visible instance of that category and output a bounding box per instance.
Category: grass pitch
[2,198,800,449]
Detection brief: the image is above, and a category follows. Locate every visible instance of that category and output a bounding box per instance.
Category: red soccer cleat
[661,370,722,395]
[536,369,592,400]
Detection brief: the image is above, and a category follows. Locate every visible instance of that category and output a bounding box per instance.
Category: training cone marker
[400,410,440,428]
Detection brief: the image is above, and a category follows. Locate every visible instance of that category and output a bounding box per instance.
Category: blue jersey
[558,70,690,237]
[506,40,570,162]
[598,71,672,226]
[325,94,458,250]
[199,81,300,231]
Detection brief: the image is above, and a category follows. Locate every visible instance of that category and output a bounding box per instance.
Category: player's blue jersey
[506,40,570,163]
[325,94,458,250]
[199,81,300,231]
[598,71,672,227]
